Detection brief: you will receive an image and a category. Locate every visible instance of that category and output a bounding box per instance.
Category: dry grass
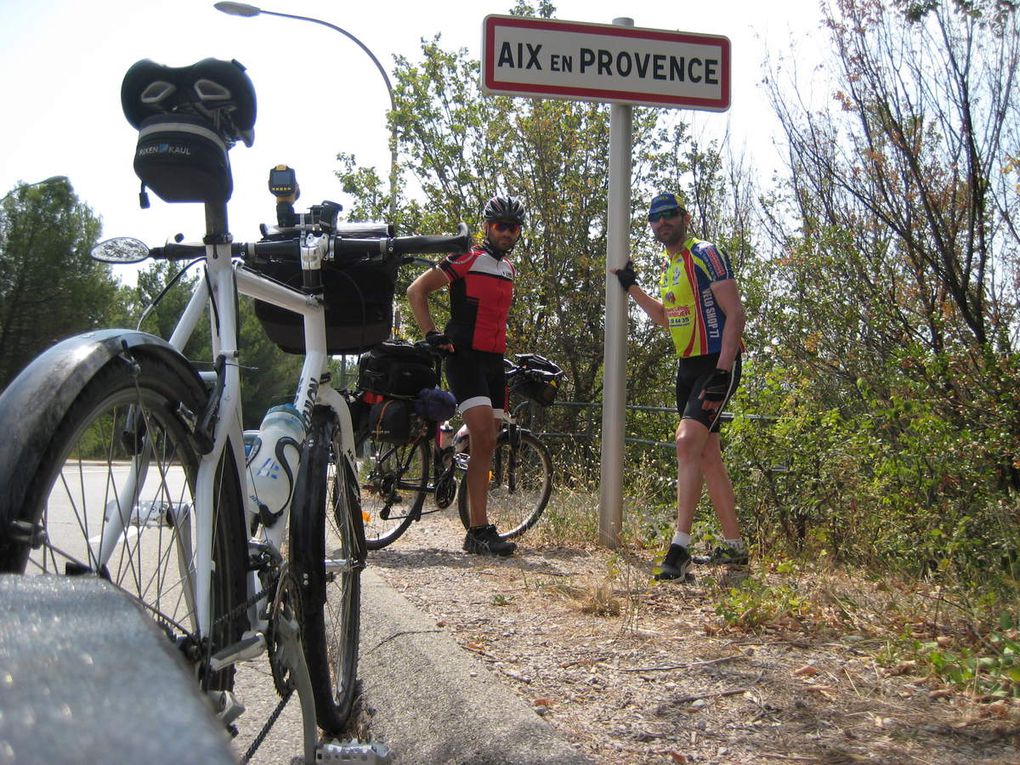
[363,498,1020,764]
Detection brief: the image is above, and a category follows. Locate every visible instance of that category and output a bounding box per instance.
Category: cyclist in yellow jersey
[614,192,748,581]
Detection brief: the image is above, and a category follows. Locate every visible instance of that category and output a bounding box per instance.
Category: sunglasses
[648,208,682,223]
[491,220,521,233]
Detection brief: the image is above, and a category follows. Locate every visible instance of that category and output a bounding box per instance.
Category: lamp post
[214,2,399,222]
[1,175,69,204]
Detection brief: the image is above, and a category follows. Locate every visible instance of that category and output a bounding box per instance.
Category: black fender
[0,329,206,542]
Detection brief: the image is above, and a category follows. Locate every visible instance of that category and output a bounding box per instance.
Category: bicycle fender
[0,329,204,533]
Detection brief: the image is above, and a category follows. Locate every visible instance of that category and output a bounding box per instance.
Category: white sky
[0,0,825,260]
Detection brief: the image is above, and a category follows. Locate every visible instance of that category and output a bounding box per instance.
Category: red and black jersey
[439,244,515,354]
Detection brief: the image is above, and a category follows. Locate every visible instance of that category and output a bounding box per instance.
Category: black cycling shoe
[463,524,517,557]
[692,545,749,566]
[653,543,692,581]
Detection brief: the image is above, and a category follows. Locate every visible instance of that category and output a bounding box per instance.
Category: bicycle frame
[93,236,354,641]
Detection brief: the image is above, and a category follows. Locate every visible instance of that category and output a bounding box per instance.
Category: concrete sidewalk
[358,568,593,765]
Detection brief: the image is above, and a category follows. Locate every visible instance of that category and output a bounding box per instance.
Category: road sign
[482,15,730,111]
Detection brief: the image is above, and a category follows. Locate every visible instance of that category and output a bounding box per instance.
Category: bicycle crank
[434,473,457,509]
[262,565,318,763]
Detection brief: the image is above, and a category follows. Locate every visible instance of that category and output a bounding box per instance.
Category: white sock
[671,531,691,549]
[724,537,745,552]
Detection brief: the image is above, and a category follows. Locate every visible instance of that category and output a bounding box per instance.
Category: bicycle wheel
[355,430,428,550]
[458,430,553,539]
[290,406,365,734]
[1,356,247,691]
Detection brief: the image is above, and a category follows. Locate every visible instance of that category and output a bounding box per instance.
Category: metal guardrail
[526,399,776,452]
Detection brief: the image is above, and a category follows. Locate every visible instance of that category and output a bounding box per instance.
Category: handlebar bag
[255,246,398,356]
[357,340,439,398]
[510,354,564,407]
[133,114,233,203]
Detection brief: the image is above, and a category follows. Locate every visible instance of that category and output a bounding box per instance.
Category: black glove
[425,330,452,350]
[701,368,733,403]
[615,260,638,291]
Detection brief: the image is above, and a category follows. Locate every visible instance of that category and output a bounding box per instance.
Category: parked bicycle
[456,354,564,540]
[0,57,468,759]
[356,349,564,549]
[353,340,462,549]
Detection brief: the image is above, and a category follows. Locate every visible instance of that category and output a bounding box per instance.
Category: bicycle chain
[213,565,282,633]
[242,686,294,764]
[205,562,292,763]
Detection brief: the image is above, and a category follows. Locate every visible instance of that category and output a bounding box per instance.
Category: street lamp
[2,176,69,203]
[214,2,399,222]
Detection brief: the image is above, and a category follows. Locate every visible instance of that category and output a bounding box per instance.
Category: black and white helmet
[482,194,526,225]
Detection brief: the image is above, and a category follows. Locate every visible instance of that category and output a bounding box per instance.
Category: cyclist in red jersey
[614,192,748,581]
[407,195,525,556]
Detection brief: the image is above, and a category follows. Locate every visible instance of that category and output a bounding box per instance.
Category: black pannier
[367,398,428,444]
[509,354,564,407]
[357,340,438,398]
[133,113,233,203]
[254,224,397,355]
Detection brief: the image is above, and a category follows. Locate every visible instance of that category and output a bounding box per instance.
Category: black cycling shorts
[675,353,742,433]
[444,349,507,416]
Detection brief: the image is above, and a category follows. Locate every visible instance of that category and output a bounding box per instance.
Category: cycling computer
[268,165,299,200]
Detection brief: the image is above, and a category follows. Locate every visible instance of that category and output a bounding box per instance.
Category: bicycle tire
[457,430,553,540]
[355,430,428,550]
[290,406,365,734]
[0,355,247,691]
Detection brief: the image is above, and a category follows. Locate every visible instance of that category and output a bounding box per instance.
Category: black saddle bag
[133,114,233,203]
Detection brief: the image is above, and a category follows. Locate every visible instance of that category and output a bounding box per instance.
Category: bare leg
[675,418,710,535]
[463,404,498,527]
[701,433,741,539]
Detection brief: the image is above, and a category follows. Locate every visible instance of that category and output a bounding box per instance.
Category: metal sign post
[600,19,635,546]
[481,14,730,547]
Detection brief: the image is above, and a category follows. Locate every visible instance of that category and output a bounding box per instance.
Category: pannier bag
[254,239,398,354]
[357,340,439,398]
[368,398,432,444]
[509,354,564,407]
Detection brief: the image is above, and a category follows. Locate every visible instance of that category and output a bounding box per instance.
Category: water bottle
[246,403,305,528]
[438,421,454,450]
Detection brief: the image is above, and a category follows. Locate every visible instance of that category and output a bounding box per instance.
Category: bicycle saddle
[121,58,257,147]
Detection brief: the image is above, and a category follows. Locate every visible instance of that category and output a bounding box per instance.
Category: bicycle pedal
[209,630,266,671]
[209,690,246,729]
[316,739,392,763]
[8,518,48,548]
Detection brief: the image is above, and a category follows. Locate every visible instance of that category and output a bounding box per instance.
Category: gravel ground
[364,507,1020,765]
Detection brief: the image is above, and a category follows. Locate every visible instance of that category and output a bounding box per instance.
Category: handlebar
[148,222,471,263]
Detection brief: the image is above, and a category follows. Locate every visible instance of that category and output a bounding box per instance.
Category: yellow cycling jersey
[659,236,734,358]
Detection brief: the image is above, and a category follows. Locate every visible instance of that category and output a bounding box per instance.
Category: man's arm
[612,261,668,327]
[626,284,668,327]
[709,279,746,372]
[406,267,450,335]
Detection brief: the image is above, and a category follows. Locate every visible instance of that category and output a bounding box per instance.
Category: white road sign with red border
[482,15,730,111]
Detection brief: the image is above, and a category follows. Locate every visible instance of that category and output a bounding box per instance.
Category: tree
[0,179,118,388]
[128,260,304,430]
[765,0,1018,374]
[741,0,1020,573]
[334,6,757,426]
